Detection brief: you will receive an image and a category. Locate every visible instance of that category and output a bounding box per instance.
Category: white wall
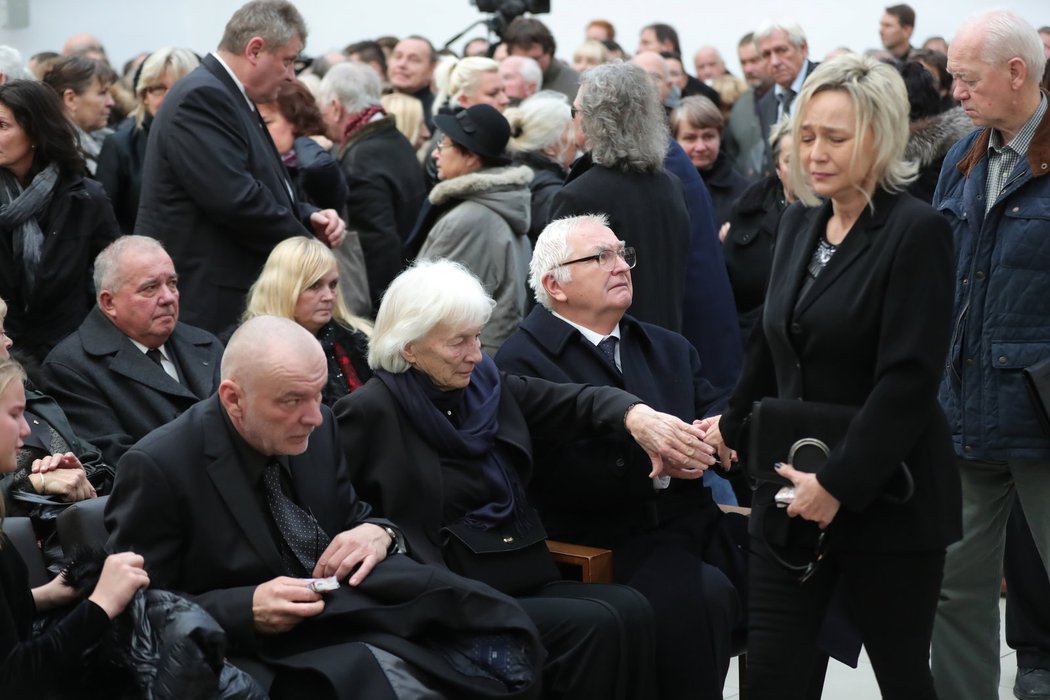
[1,0,1045,76]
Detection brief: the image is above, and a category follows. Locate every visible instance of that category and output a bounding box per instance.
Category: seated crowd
[2,1,1050,699]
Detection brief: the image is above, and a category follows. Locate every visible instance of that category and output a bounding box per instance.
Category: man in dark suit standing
[135,0,345,334]
[754,19,818,171]
[319,61,425,313]
[495,214,745,700]
[40,236,223,466]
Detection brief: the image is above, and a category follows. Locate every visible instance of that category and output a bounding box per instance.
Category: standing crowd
[1,1,1050,699]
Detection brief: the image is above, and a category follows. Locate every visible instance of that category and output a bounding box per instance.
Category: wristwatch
[381,525,405,555]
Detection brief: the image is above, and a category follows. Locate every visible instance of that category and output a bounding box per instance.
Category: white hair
[319,61,381,114]
[93,235,168,294]
[506,90,573,155]
[501,55,542,89]
[529,214,610,310]
[960,9,1045,88]
[754,18,808,51]
[369,259,495,373]
[0,46,31,81]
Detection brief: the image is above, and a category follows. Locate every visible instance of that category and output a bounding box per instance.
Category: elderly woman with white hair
[97,47,199,233]
[335,258,725,700]
[505,91,575,244]
[719,54,959,698]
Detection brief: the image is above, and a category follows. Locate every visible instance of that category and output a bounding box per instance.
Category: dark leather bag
[441,508,560,597]
[747,397,913,503]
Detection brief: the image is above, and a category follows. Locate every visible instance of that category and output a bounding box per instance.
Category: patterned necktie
[145,347,164,367]
[262,460,331,576]
[779,88,796,118]
[597,336,621,373]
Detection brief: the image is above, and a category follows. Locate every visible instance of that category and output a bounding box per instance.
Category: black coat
[0,174,119,364]
[106,396,544,700]
[722,175,789,343]
[39,307,223,466]
[702,150,752,228]
[720,189,962,553]
[97,117,149,234]
[513,151,565,245]
[337,116,425,310]
[495,307,728,545]
[287,135,348,213]
[135,54,318,334]
[553,155,690,334]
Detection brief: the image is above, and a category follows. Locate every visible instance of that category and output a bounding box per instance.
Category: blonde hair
[381,92,425,146]
[433,56,499,112]
[243,237,372,335]
[573,40,609,71]
[0,357,27,524]
[132,47,200,128]
[710,73,748,111]
[789,53,917,207]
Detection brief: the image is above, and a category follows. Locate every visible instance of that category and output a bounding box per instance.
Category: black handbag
[1023,356,1050,436]
[747,397,914,504]
[441,508,560,597]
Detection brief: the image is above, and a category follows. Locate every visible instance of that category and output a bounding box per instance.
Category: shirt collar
[989,93,1047,155]
[210,51,256,112]
[129,338,169,361]
[551,310,621,347]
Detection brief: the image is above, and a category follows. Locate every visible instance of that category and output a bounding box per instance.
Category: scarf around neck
[376,353,528,529]
[0,162,60,295]
[341,105,386,143]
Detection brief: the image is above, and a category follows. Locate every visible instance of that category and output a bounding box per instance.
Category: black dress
[0,535,111,694]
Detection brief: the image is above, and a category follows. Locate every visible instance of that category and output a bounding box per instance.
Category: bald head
[222,316,324,388]
[63,32,105,57]
[631,51,671,102]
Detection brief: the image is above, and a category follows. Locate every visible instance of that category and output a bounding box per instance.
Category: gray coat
[39,307,224,466]
[418,165,533,353]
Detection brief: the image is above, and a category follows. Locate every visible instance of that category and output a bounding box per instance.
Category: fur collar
[429,164,534,206]
[905,107,975,167]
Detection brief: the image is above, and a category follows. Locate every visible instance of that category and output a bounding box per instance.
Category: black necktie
[145,347,164,367]
[597,336,620,373]
[262,460,331,576]
[779,88,796,118]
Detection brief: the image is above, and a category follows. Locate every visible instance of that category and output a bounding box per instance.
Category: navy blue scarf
[376,354,526,529]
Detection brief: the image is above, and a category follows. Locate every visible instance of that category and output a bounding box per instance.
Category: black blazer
[720,188,961,552]
[334,374,638,567]
[96,118,149,234]
[135,54,316,333]
[495,308,728,545]
[39,307,223,466]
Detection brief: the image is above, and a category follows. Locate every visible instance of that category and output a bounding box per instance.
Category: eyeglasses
[557,247,637,271]
[434,140,455,153]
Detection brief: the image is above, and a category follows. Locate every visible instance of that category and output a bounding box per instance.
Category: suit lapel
[522,307,623,386]
[203,409,285,575]
[167,329,216,399]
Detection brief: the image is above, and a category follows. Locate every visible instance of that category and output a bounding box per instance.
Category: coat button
[998,356,1008,364]
[964,445,973,453]
[965,357,974,366]
[614,457,625,467]
[975,270,985,279]
[1013,206,1020,212]
[962,277,969,285]
[790,323,802,334]
[1041,163,1048,170]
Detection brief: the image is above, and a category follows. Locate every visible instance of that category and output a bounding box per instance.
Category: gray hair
[670,95,724,135]
[218,0,307,54]
[579,62,669,173]
[506,90,573,155]
[754,19,808,51]
[319,61,381,113]
[529,214,610,309]
[93,235,168,294]
[502,55,542,90]
[369,259,495,373]
[0,46,31,82]
[961,9,1045,88]
[789,53,918,207]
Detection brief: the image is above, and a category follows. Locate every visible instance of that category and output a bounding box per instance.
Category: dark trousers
[1005,494,1050,669]
[613,513,746,700]
[748,536,945,700]
[518,581,656,700]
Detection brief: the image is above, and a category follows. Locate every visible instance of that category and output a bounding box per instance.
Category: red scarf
[342,105,387,142]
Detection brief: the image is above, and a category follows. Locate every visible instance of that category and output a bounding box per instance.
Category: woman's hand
[719,221,731,243]
[694,415,736,470]
[776,463,840,529]
[88,552,150,619]
[31,453,95,502]
[31,571,80,612]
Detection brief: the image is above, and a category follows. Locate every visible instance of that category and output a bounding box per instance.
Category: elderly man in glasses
[495,214,746,700]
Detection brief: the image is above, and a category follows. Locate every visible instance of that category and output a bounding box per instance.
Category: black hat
[434,104,511,163]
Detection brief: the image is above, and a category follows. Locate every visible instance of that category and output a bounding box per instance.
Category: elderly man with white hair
[498,55,542,107]
[319,61,425,312]
[931,10,1050,700]
[496,214,744,700]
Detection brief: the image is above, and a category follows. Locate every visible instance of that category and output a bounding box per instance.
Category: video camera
[471,0,550,38]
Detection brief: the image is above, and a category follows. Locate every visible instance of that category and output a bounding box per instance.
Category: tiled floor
[722,599,1017,699]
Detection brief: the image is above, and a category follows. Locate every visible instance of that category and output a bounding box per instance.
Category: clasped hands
[252,523,392,634]
[625,404,727,479]
[31,451,96,502]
